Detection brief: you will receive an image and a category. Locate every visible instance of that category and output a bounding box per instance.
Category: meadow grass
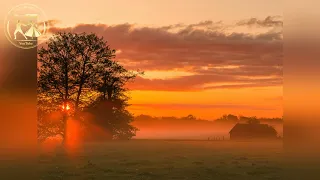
[36,140,286,180]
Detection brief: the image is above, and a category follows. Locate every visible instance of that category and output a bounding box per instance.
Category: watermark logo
[4,4,49,49]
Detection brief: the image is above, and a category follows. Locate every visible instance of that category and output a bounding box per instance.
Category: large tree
[37,32,139,142]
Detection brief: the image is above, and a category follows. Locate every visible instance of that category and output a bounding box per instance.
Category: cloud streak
[131,103,278,111]
[236,16,283,28]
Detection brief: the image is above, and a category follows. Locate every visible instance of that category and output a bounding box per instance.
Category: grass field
[34,140,286,180]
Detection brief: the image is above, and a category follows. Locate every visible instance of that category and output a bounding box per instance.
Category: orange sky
[1,0,283,119]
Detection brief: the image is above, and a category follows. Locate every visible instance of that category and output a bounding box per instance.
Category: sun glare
[61,103,70,111]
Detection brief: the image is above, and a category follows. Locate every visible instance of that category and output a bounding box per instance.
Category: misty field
[33,140,286,180]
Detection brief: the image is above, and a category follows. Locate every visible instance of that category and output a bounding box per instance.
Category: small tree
[247,117,260,124]
[215,114,238,124]
[182,114,197,121]
[86,60,143,140]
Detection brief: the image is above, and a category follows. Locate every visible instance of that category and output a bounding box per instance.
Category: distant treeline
[214,114,283,124]
[133,114,283,125]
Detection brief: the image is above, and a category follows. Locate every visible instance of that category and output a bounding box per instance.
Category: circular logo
[4,4,49,49]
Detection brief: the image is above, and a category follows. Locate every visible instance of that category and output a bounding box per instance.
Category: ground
[0,140,291,179]
[18,140,285,180]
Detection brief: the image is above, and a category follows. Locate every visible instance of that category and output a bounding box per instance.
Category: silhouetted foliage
[83,61,142,140]
[214,114,239,124]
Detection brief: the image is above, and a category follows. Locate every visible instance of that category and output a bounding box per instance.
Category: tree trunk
[75,60,87,111]
[107,87,112,101]
[103,91,106,100]
[63,58,69,145]
[62,112,67,145]
[75,84,82,112]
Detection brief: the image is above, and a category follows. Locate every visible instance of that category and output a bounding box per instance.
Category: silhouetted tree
[84,60,143,140]
[37,32,139,142]
[38,32,82,141]
[181,114,197,121]
[247,117,260,124]
[215,114,238,124]
[135,115,155,121]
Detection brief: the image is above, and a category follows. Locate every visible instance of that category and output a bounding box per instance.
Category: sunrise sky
[1,0,283,119]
